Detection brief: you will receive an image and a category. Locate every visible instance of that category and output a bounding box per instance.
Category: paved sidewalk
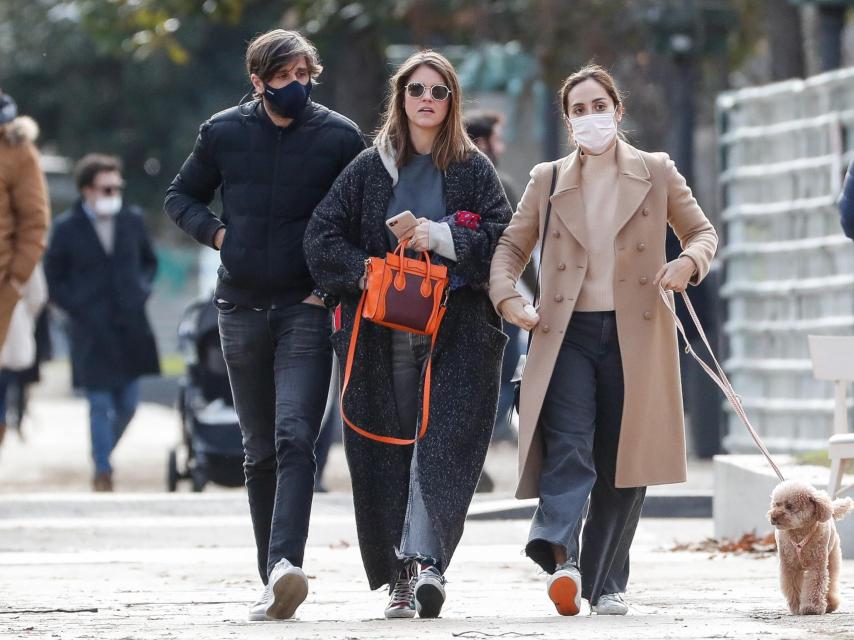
[2,382,815,639]
[1,493,853,639]
[0,391,713,496]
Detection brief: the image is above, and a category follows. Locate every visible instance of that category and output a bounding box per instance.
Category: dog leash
[658,285,786,482]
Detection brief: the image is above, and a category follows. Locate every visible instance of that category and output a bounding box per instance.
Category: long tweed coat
[489,140,718,497]
[304,145,511,590]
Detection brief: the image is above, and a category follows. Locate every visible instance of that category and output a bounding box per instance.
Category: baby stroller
[167,296,245,492]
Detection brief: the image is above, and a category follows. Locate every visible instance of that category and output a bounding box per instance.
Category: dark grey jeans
[217,300,332,583]
[390,331,443,570]
[526,311,646,605]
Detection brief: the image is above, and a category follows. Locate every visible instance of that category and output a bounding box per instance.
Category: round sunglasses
[405,82,452,101]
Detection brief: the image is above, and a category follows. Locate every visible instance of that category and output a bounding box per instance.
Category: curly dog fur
[767,480,853,615]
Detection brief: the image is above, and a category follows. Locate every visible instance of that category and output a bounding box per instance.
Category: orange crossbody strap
[340,290,442,445]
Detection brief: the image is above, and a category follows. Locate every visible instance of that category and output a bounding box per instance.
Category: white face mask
[569,112,618,155]
[93,195,122,217]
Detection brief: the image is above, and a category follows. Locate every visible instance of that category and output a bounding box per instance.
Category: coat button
[643,311,652,320]
[642,208,650,216]
[639,276,649,285]
[637,242,646,252]
[542,324,550,333]
[557,263,566,271]
[554,294,564,303]
[552,230,561,238]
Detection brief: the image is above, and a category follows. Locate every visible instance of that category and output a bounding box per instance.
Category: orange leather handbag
[341,241,450,445]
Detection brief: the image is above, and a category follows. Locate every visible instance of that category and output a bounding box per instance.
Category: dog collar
[791,521,821,568]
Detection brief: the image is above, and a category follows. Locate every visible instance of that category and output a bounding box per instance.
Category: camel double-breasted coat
[489,140,718,498]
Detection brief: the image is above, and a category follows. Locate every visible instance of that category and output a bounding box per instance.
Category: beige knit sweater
[575,142,619,311]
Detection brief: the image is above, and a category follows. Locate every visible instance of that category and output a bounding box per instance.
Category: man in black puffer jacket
[164,30,364,621]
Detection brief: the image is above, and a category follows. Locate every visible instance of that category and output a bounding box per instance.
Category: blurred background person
[465,109,532,453]
[465,109,518,205]
[0,300,52,448]
[839,159,854,239]
[0,88,49,352]
[0,265,47,448]
[44,154,159,492]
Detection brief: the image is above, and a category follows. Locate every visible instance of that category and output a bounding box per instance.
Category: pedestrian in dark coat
[840,159,854,239]
[44,154,159,491]
[304,50,511,619]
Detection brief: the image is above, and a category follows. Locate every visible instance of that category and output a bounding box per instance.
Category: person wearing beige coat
[489,66,717,617]
[0,91,49,349]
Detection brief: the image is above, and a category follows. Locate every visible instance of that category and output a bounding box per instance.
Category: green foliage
[0,0,779,228]
[0,0,283,229]
[78,0,248,63]
[795,450,831,468]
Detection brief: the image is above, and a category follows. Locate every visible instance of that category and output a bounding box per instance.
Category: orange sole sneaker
[548,574,581,616]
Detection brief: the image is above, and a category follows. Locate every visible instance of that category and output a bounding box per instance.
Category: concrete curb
[466,490,713,520]
[0,490,713,520]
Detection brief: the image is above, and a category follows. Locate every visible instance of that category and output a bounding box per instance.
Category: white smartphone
[386,210,419,239]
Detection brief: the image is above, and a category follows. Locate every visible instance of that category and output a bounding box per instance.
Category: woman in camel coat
[489,65,717,617]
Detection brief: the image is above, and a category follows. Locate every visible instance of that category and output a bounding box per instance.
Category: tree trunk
[323,23,387,136]
[817,3,847,72]
[766,0,805,80]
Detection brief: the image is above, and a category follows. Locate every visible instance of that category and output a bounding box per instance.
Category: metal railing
[717,67,854,452]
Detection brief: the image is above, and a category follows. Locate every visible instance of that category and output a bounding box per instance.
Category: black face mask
[263,79,312,119]
[0,93,17,126]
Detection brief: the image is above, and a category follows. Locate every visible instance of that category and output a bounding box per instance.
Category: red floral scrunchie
[453,210,481,230]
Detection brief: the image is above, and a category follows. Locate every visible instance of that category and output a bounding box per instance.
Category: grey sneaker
[248,584,272,621]
[384,562,417,619]
[414,565,446,618]
[592,592,629,615]
[266,558,309,620]
[547,562,581,616]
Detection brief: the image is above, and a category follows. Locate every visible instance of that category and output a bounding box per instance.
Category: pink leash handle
[658,285,785,482]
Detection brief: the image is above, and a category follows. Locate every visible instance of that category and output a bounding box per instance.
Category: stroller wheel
[167,449,179,492]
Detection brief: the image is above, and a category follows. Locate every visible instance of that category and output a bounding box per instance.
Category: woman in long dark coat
[304,50,511,619]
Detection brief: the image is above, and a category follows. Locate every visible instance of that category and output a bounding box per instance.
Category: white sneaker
[266,558,309,620]
[592,592,629,615]
[414,565,446,618]
[546,563,582,616]
[248,584,273,621]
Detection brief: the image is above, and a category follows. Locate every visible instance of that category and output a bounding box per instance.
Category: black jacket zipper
[269,127,283,307]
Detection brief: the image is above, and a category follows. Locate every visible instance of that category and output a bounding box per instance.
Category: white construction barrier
[717,67,854,453]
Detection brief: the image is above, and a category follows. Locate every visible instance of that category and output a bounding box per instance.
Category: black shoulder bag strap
[508,161,559,420]
[527,161,559,351]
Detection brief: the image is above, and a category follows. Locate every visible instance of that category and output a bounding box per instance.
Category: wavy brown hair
[375,50,476,171]
[245,29,323,98]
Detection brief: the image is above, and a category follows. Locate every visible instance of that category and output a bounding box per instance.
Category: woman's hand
[405,218,432,252]
[213,227,226,250]
[498,298,540,331]
[654,256,696,292]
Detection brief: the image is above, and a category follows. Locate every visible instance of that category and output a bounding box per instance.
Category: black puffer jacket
[165,99,365,308]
